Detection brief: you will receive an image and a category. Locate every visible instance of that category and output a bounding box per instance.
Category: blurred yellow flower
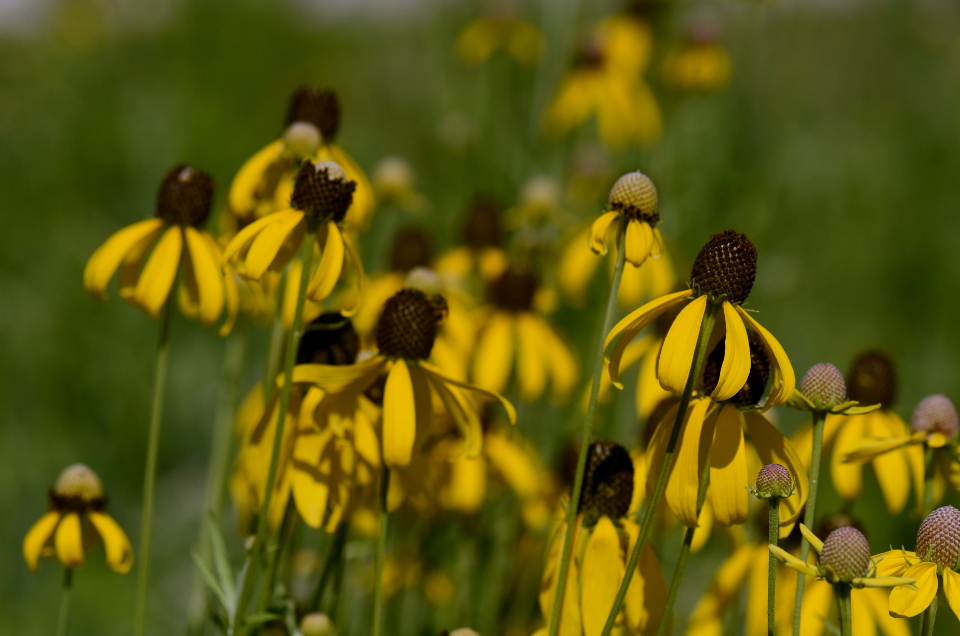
[435,196,509,283]
[372,156,427,213]
[661,25,731,93]
[24,464,133,574]
[455,7,543,66]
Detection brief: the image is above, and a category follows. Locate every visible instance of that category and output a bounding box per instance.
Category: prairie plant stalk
[792,410,826,636]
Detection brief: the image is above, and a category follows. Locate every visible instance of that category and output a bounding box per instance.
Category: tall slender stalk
[135,297,174,636]
[372,465,391,636]
[262,283,286,397]
[232,231,317,635]
[546,232,627,636]
[923,446,936,515]
[311,523,349,613]
[792,409,826,636]
[921,593,938,636]
[56,568,73,636]
[656,429,715,636]
[767,498,780,636]
[836,584,852,636]
[599,301,720,636]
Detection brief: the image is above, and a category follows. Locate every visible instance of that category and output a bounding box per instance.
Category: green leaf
[244,612,279,627]
[206,514,237,604]
[191,546,232,614]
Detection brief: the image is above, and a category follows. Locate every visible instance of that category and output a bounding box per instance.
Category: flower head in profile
[435,195,509,283]
[590,171,663,269]
[472,267,578,403]
[23,464,133,573]
[661,21,732,93]
[292,288,515,468]
[223,159,364,309]
[787,362,879,415]
[228,87,374,229]
[454,3,543,67]
[84,164,233,331]
[535,441,667,636]
[605,230,795,409]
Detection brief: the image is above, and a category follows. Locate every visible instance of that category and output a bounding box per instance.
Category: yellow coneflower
[543,14,662,148]
[223,159,364,309]
[661,23,732,93]
[292,288,515,469]
[535,441,667,636]
[604,230,794,407]
[434,195,509,283]
[454,5,543,66]
[472,267,579,403]
[228,87,374,229]
[24,464,133,573]
[83,164,232,331]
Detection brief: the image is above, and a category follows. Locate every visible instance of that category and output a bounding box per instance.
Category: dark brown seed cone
[286,87,340,140]
[847,350,897,408]
[819,526,871,582]
[702,332,770,407]
[296,313,359,366]
[608,171,659,224]
[488,268,538,313]
[376,288,447,360]
[50,464,107,513]
[755,463,793,499]
[578,440,634,521]
[689,230,757,305]
[389,229,432,273]
[916,506,960,568]
[800,363,847,409]
[155,164,214,227]
[290,160,356,223]
[911,395,959,439]
[463,196,502,248]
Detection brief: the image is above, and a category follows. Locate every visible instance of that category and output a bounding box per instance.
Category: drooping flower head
[753,463,795,500]
[661,20,732,93]
[23,464,133,573]
[578,440,635,526]
[847,350,897,409]
[910,394,959,445]
[454,2,543,67]
[590,170,664,268]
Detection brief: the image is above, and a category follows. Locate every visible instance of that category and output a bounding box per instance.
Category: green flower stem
[547,231,627,636]
[262,284,286,397]
[135,295,174,636]
[921,592,938,636]
[257,503,297,614]
[372,465,391,636]
[188,323,249,635]
[767,498,780,636]
[924,446,936,515]
[311,522,349,613]
[599,300,720,636]
[836,584,852,636]
[792,409,826,636]
[232,230,317,635]
[56,568,73,636]
[656,431,716,636]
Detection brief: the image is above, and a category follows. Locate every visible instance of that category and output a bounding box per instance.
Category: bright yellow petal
[88,512,134,573]
[942,568,960,622]
[222,212,277,265]
[622,519,667,634]
[83,218,165,300]
[831,415,865,501]
[54,513,85,569]
[746,543,768,636]
[425,371,482,459]
[744,411,809,533]
[888,562,938,617]
[863,587,912,636]
[644,402,680,502]
[735,305,795,407]
[709,404,748,526]
[307,221,345,302]
[291,357,387,393]
[799,525,824,554]
[636,338,671,422]
[183,227,225,326]
[843,435,921,463]
[516,313,548,402]
[339,232,365,317]
[383,360,416,468]
[871,550,917,577]
[132,225,182,318]
[540,319,579,403]
[420,361,517,424]
[228,139,285,213]
[23,512,60,572]
[868,412,912,515]
[484,432,539,498]
[558,226,602,307]
[666,397,713,526]
[657,295,708,395]
[472,312,516,395]
[590,212,621,255]
[711,302,751,401]
[581,517,626,636]
[768,544,817,576]
[686,545,755,636]
[291,429,332,528]
[624,219,653,267]
[245,210,305,280]
[604,290,690,389]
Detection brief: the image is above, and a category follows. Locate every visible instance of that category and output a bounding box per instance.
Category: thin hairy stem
[836,585,852,636]
[767,498,780,636]
[56,568,73,636]
[372,465,391,636]
[921,591,938,636]
[793,409,826,636]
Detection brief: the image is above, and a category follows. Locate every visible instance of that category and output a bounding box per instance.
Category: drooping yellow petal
[636,338,671,422]
[644,402,681,502]
[88,512,134,573]
[222,212,278,265]
[307,221,345,302]
[657,295,708,396]
[245,210,306,280]
[746,543,768,636]
[516,313,547,402]
[799,525,824,554]
[292,356,387,394]
[768,544,818,576]
[797,579,834,636]
[441,454,487,512]
[744,411,808,533]
[604,290,691,389]
[863,587,912,636]
[867,411,912,515]
[383,360,416,468]
[711,302,751,401]
[581,517,626,636]
[558,226,602,307]
[472,312,516,395]
[425,372,482,459]
[291,429,332,528]
[484,432,539,498]
[539,522,583,636]
[84,218,165,300]
[420,362,517,425]
[540,319,579,403]
[23,512,61,572]
[183,227,225,326]
[831,414,865,501]
[855,576,917,589]
[843,434,921,463]
[339,232,365,317]
[871,550,917,577]
[942,568,960,622]
[686,544,755,636]
[735,305,795,407]
[888,562,938,617]
[665,397,714,526]
[709,404,748,526]
[132,226,183,318]
[228,139,285,213]
[54,513,85,569]
[590,212,621,255]
[624,219,653,267]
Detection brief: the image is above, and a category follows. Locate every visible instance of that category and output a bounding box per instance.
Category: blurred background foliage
[3,0,960,633]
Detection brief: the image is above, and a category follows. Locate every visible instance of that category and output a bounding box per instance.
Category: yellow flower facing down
[605,230,795,409]
[590,171,663,269]
[792,579,910,636]
[223,159,364,311]
[228,87,374,229]
[878,506,960,621]
[291,288,515,469]
[84,164,233,331]
[472,267,579,403]
[434,195,509,284]
[661,24,732,94]
[24,464,133,574]
[535,441,667,636]
[455,10,543,67]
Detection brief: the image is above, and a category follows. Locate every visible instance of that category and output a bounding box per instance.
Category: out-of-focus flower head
[454,1,543,67]
[661,18,732,93]
[372,156,428,213]
[435,195,509,284]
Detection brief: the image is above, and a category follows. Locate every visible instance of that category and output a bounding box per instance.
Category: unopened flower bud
[608,171,658,223]
[283,121,321,158]
[917,506,960,569]
[404,267,442,296]
[300,613,333,636]
[753,463,794,499]
[911,395,958,440]
[819,526,871,583]
[800,363,846,410]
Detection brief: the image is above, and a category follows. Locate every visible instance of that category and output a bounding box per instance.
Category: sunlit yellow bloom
[434,196,509,283]
[223,159,364,312]
[84,165,232,331]
[228,87,374,229]
[292,288,515,469]
[661,25,732,93]
[23,464,133,574]
[605,231,794,409]
[791,580,910,636]
[372,156,427,213]
[590,171,663,268]
[455,9,543,66]
[472,268,578,403]
[543,15,661,148]
[878,506,960,621]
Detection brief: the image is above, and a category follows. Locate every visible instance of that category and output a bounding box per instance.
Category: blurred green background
[3,0,960,633]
